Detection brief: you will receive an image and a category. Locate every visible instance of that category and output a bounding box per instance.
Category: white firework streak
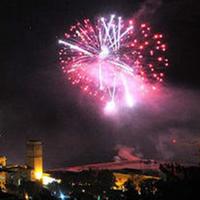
[117,17,121,49]
[112,25,117,50]
[59,15,134,106]
[109,25,133,49]
[102,15,115,43]
[121,73,134,107]
[58,40,93,56]
[109,60,133,74]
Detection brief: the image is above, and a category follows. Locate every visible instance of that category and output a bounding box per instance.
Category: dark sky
[0,0,200,169]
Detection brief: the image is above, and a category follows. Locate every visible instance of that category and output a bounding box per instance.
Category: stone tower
[26,140,43,181]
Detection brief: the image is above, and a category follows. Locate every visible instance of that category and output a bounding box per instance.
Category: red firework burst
[59,15,168,113]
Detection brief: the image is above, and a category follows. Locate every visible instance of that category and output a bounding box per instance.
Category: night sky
[0,0,200,169]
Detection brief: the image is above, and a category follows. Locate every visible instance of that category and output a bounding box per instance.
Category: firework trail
[59,15,168,113]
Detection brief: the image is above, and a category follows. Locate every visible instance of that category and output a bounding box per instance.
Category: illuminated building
[0,156,7,191]
[25,140,60,185]
[0,140,60,199]
[26,140,43,181]
[113,172,160,191]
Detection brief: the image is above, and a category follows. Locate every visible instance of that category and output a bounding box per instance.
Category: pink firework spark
[58,15,168,113]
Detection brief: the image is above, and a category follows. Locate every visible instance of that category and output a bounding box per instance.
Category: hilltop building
[0,140,60,192]
[26,140,43,181]
[0,156,7,191]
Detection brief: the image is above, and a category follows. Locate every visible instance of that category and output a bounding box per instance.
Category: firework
[59,15,168,113]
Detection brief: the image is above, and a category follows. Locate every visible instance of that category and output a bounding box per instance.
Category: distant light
[42,175,61,185]
[97,195,101,200]
[35,171,43,180]
[59,192,68,200]
[25,193,29,200]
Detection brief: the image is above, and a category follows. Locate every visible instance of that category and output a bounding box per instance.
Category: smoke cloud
[112,85,200,165]
[114,145,142,162]
[134,0,162,20]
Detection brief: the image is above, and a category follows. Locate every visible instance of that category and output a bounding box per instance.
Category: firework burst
[59,15,168,113]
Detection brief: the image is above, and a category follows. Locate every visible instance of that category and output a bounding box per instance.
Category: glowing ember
[59,15,168,112]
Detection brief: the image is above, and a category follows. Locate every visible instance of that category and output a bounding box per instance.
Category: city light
[59,192,68,200]
[35,171,43,180]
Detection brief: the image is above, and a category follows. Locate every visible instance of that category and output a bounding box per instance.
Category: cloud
[134,0,162,20]
[114,145,142,162]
